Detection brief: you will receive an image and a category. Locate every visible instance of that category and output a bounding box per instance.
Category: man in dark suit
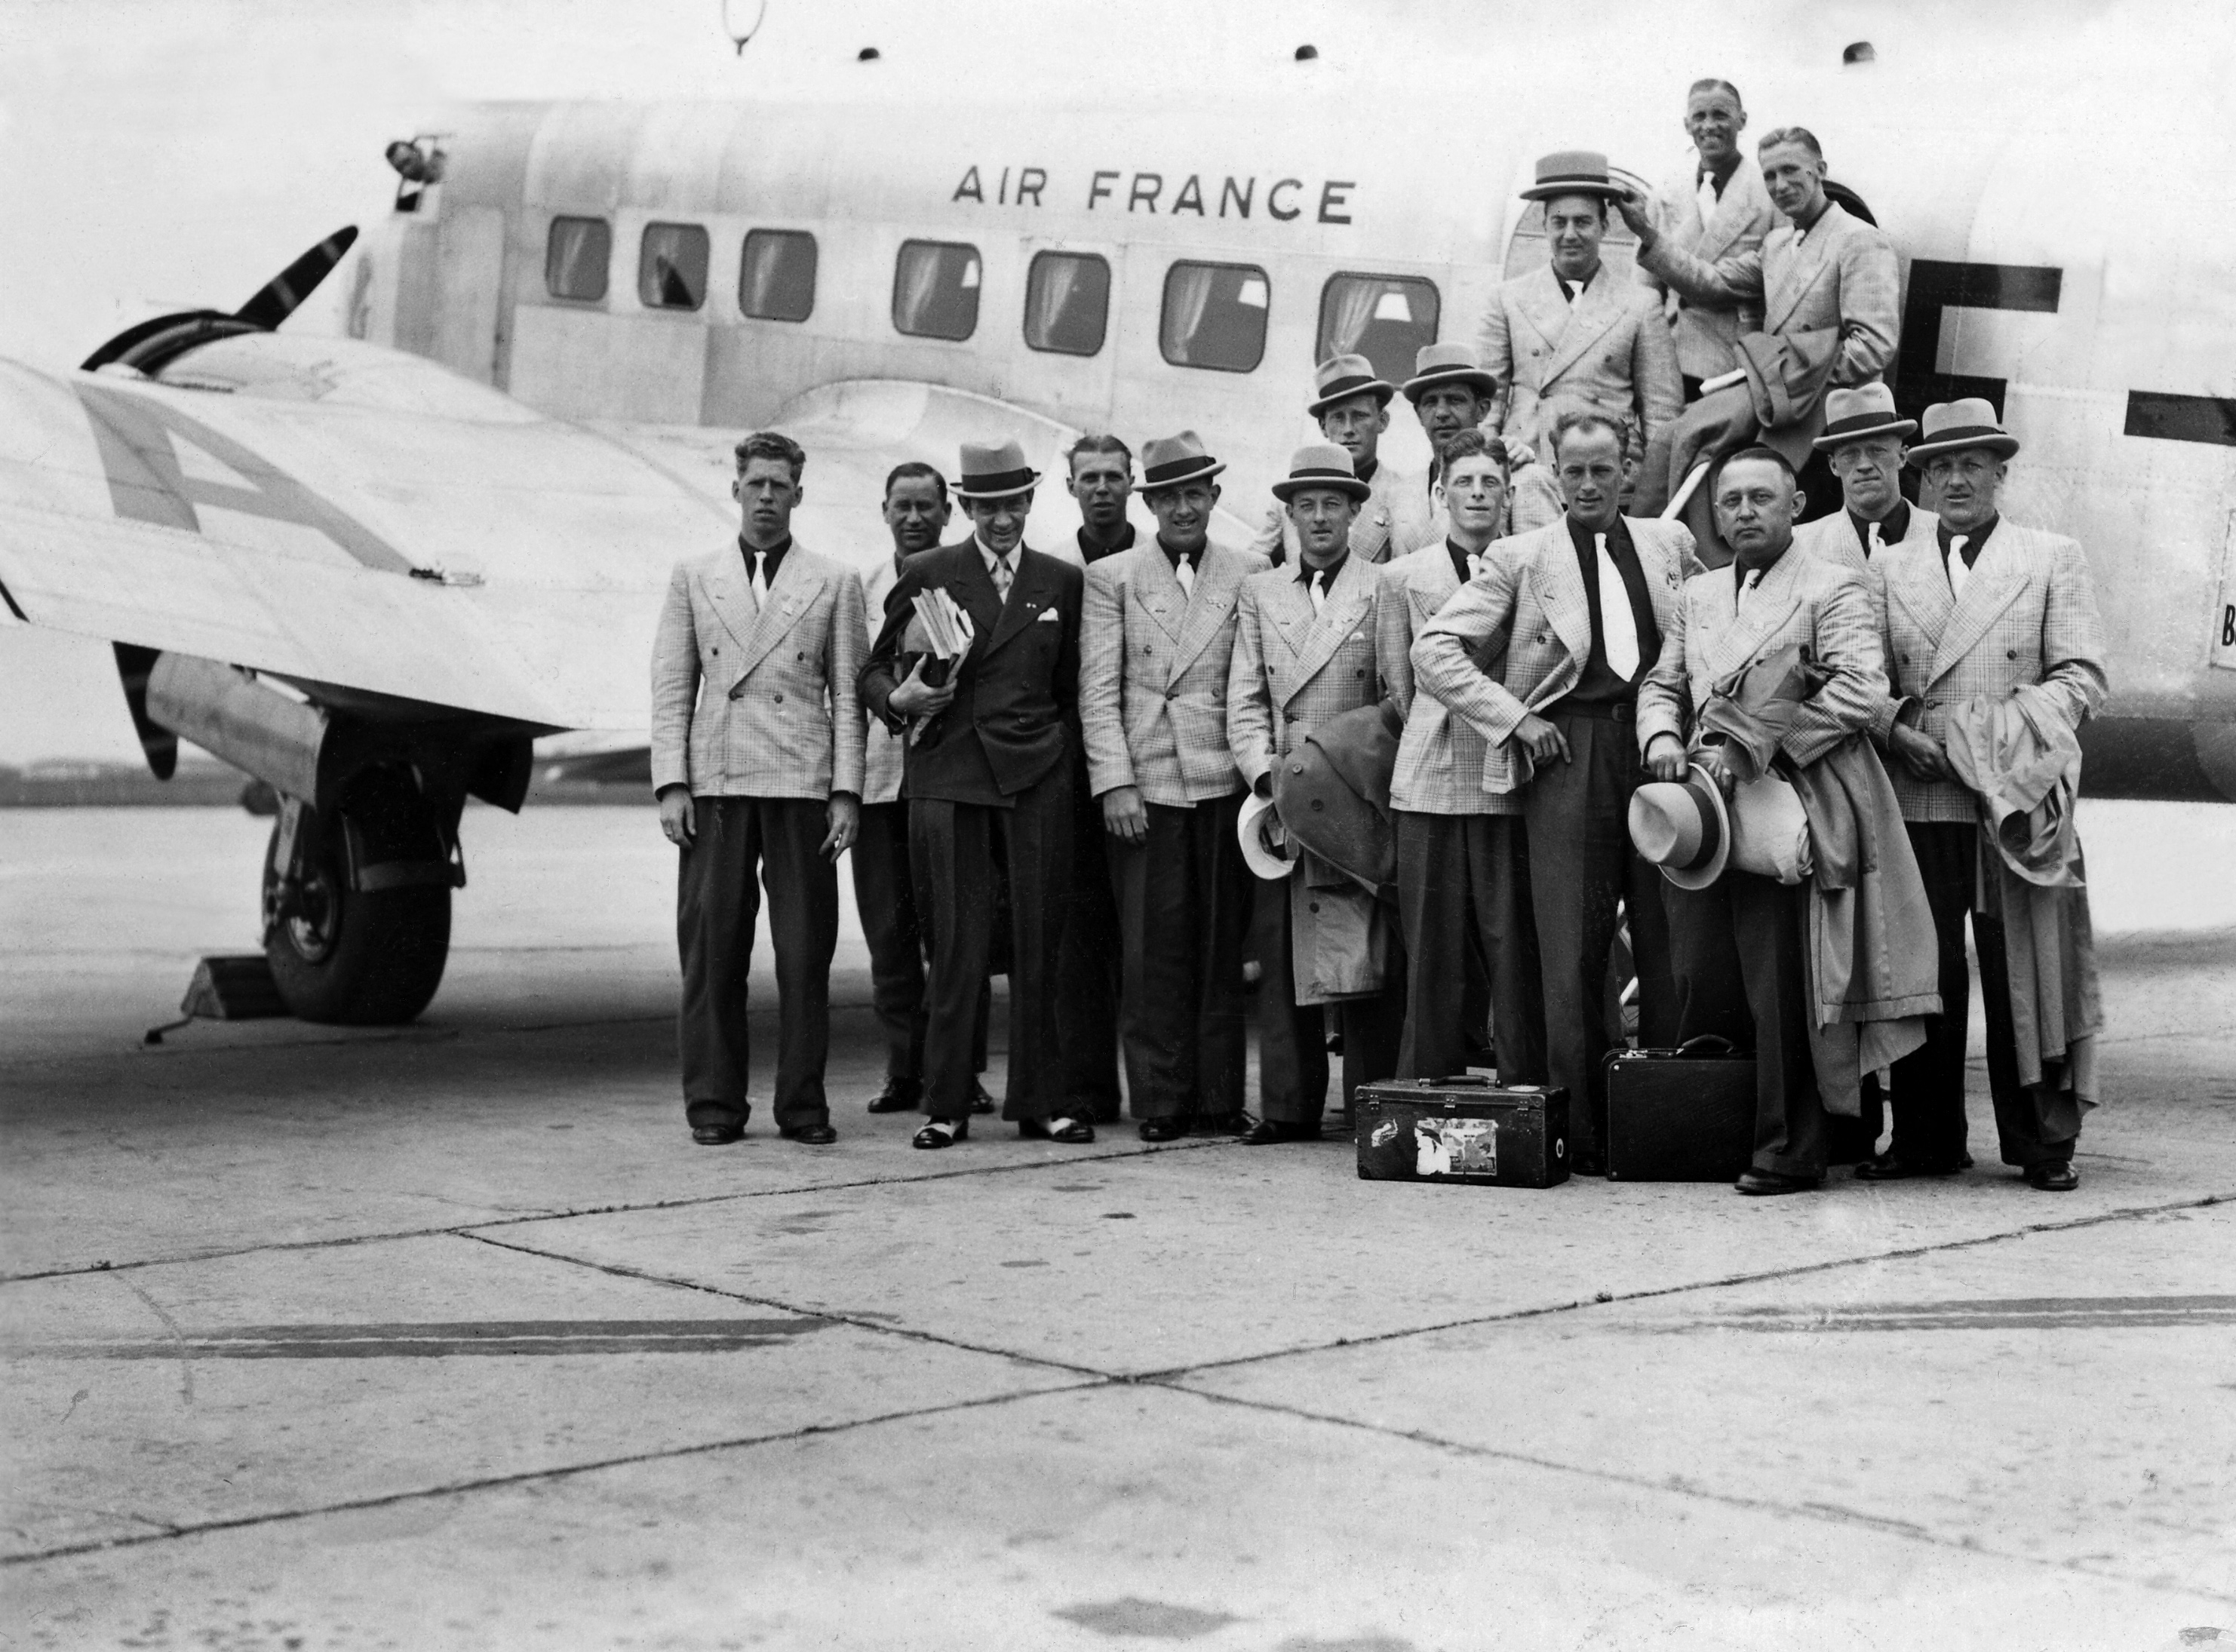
[861,439,1090,1150]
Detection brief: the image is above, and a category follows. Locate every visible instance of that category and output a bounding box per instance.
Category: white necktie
[1308,569,1331,616]
[1946,536,1970,600]
[1175,556,1195,599]
[1594,533,1640,680]
[991,552,1014,601]
[1737,567,1763,614]
[1467,551,1490,582]
[748,551,768,605]
[1866,520,1883,558]
[1697,173,1720,229]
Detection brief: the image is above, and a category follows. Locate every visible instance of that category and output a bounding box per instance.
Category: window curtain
[896,244,943,333]
[1030,256,1081,346]
[553,221,603,297]
[744,235,782,315]
[1163,264,1215,360]
[1323,278,1384,357]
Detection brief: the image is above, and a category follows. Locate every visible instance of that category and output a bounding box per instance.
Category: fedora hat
[1138,430,1225,491]
[1400,341,1499,404]
[1905,397,2020,465]
[1270,441,1371,503]
[1306,353,1396,417]
[1629,764,1731,891]
[1236,791,1294,882]
[953,438,1041,500]
[1521,149,1624,204]
[1811,382,1918,451]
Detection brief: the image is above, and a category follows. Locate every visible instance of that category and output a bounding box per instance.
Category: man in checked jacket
[651,431,866,1148]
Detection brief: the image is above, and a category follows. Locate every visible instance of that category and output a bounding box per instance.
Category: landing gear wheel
[261,769,452,1024]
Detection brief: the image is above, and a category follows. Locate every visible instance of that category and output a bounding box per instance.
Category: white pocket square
[1036,608,1061,623]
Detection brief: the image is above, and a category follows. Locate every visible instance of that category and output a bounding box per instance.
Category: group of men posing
[649,78,2107,1193]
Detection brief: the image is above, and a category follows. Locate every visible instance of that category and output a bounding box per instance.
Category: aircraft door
[432,207,511,388]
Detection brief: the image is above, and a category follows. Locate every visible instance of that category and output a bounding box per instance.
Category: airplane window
[1317,273,1440,383]
[740,230,818,322]
[638,223,710,312]
[1162,260,1270,373]
[893,240,981,340]
[545,216,611,302]
[1023,252,1110,356]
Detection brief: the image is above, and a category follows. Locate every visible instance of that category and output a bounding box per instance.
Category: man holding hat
[1637,446,1891,1195]
[1479,152,1683,468]
[1866,400,2109,1191]
[1229,443,1405,1142]
[1379,428,1548,1085]
[1080,432,1269,1141]
[1635,78,1777,400]
[1402,341,1566,541]
[1413,410,1691,1175]
[861,438,1091,1150]
[1252,355,1432,567]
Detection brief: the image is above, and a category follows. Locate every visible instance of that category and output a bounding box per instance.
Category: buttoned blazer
[1636,158,1777,379]
[1794,505,1938,730]
[1637,200,1900,391]
[1226,554,1387,793]
[650,539,866,800]
[859,539,1083,806]
[1252,459,1434,566]
[1873,519,2109,822]
[1411,515,1694,795]
[1378,545,1521,817]
[857,554,909,806]
[1636,545,1886,771]
[1476,263,1684,460]
[1080,541,1269,805]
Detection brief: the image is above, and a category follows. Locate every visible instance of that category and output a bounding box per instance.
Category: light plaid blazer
[856,553,911,806]
[1794,504,1940,734]
[1412,515,1694,797]
[1251,459,1435,567]
[1227,552,1387,792]
[1378,542,1520,817]
[1637,200,1900,391]
[1477,263,1684,460]
[1636,156,1777,380]
[1080,540,1268,806]
[1874,518,2109,822]
[1636,544,1886,769]
[650,539,867,800]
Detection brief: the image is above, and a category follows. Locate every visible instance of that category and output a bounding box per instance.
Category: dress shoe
[1019,1116,1095,1144]
[1854,1151,1965,1182]
[690,1122,743,1147]
[1240,1118,1319,1146]
[866,1076,921,1114]
[970,1081,997,1116]
[782,1123,837,1146]
[1138,1116,1189,1144]
[2023,1161,2079,1192]
[1191,1111,1247,1137]
[912,1119,967,1150]
[1735,1167,1821,1196]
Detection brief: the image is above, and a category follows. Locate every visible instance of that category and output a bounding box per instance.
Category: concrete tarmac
[2,803,2233,1650]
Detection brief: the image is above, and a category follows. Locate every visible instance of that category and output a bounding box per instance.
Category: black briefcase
[1355,1077,1571,1189]
[1602,1036,1756,1182]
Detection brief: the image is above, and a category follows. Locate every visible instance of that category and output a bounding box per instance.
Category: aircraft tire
[261,771,452,1025]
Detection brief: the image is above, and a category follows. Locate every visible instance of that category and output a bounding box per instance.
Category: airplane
[1,0,2231,1027]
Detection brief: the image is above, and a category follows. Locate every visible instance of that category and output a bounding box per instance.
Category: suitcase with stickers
[1354,1076,1571,1189]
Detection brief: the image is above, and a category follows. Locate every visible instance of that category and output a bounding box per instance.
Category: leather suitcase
[1602,1036,1755,1182]
[1355,1077,1570,1189]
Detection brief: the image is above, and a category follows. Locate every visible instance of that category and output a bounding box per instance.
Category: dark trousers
[1394,810,1547,1085]
[852,799,991,1084]
[1110,794,1252,1120]
[1255,876,1407,1127]
[910,766,1071,1123]
[1057,761,1124,1121]
[1892,822,2082,1170]
[676,795,838,1132]
[1666,868,1827,1179]
[1522,708,1676,1163]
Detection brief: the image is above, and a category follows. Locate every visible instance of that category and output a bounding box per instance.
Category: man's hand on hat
[1101,785,1149,848]
[1693,745,1739,797]
[1515,714,1571,766]
[1644,733,1689,783]
[1500,435,1538,471]
[1611,186,1655,244]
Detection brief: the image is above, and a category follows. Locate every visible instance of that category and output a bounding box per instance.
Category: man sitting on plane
[1400,342,1565,539]
[1252,355,1432,566]
[1635,78,1777,401]
[653,431,866,1148]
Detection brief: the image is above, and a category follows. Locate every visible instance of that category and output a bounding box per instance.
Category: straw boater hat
[1520,149,1626,204]
[952,438,1041,500]
[1905,397,2021,464]
[1270,441,1371,503]
[1628,763,1732,891]
[1236,791,1294,881]
[1811,383,1918,451]
[1137,430,1225,493]
[1306,353,1396,418]
[1401,341,1499,404]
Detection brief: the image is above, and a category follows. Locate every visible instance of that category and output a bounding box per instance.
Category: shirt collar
[1565,514,1622,554]
[1156,533,1203,568]
[1352,456,1378,485]
[1734,540,1792,586]
[1077,520,1135,561]
[1446,536,1487,585]
[1297,551,1349,588]
[1851,498,1910,550]
[975,534,1018,571]
[740,533,792,564]
[1938,512,1998,555]
[1792,197,1833,239]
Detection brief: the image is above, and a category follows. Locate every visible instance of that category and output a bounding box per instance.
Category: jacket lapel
[1135,545,1185,644]
[1695,161,1765,262]
[1516,266,1572,358]
[1282,554,1376,703]
[1706,548,1805,677]
[1537,522,1595,668]
[944,542,1004,663]
[1929,527,2029,684]
[1263,573,1317,707]
[985,546,1061,656]
[734,549,824,680]
[1766,205,1839,335]
[1887,541,1956,651]
[701,547,759,654]
[1541,267,1626,384]
[1171,544,1245,673]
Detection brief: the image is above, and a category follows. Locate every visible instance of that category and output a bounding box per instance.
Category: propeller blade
[234,226,359,331]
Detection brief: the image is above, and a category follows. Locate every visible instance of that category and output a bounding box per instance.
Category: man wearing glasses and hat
[1479,151,1683,471]
[1080,432,1270,1141]
[1401,342,1567,542]
[1252,355,1433,567]
[861,439,1091,1150]
[1229,444,1405,1142]
[1865,401,2109,1192]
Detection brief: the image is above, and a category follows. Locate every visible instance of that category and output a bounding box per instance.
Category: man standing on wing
[1636,78,1777,401]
